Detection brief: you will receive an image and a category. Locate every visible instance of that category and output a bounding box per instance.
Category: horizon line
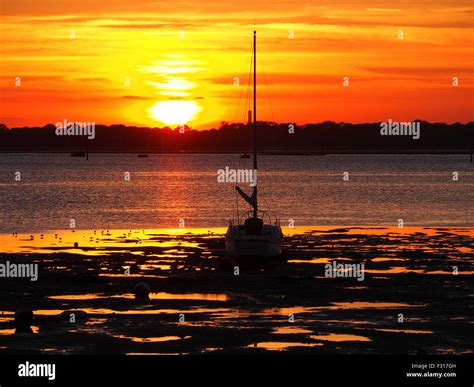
[2,119,474,131]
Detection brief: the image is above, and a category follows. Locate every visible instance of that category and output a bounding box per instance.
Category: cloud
[362,66,474,77]
[75,77,112,83]
[120,95,154,100]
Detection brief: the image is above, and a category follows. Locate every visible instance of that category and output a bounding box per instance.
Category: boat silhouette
[225,31,284,260]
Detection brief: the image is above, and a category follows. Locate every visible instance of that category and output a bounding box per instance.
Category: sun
[148,101,202,126]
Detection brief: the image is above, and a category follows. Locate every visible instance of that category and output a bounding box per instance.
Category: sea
[0,153,472,232]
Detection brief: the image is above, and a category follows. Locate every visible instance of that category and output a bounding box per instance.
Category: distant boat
[225,31,284,259]
[240,153,250,159]
[70,151,86,157]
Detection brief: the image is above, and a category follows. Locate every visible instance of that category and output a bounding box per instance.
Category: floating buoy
[134,282,151,300]
[74,242,78,248]
[14,308,34,334]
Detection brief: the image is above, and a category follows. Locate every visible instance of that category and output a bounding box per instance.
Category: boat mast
[253,30,258,218]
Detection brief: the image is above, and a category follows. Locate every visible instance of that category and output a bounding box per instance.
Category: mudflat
[0,227,472,354]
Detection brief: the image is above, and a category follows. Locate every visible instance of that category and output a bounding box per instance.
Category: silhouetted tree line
[0,121,472,153]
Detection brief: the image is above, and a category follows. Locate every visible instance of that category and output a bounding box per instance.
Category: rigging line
[233,41,254,124]
[256,41,275,123]
[259,184,270,208]
[258,185,279,224]
[235,186,239,225]
[245,47,253,123]
[240,41,253,124]
[245,41,254,122]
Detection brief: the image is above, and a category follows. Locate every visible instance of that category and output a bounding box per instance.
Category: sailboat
[225,31,284,259]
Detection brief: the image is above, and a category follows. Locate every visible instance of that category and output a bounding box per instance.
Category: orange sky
[1,0,473,129]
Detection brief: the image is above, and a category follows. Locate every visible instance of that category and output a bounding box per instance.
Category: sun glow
[1,2,472,128]
[148,100,202,126]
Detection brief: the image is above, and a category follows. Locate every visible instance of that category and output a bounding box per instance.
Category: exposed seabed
[0,226,472,354]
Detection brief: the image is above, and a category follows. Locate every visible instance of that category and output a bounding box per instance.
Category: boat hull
[225,224,283,258]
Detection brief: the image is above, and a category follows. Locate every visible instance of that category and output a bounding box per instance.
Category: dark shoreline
[2,121,473,156]
[0,150,472,155]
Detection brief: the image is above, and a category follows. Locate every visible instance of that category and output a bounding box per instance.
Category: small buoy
[74,242,78,248]
[134,282,151,300]
[14,308,34,334]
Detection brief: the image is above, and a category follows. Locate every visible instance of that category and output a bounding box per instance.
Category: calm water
[0,153,472,232]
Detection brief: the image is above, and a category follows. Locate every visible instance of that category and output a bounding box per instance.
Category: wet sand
[0,227,472,354]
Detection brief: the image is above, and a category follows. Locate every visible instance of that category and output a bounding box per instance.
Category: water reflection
[114,335,191,343]
[272,327,313,334]
[49,292,228,301]
[310,334,371,342]
[249,342,323,351]
[374,329,433,334]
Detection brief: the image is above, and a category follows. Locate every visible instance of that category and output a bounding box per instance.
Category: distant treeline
[0,121,472,154]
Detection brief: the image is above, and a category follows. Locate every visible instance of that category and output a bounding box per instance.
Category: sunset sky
[1,0,473,129]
